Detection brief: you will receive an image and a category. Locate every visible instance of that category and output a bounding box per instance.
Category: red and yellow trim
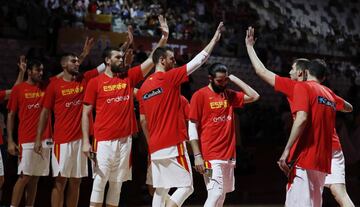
[204,160,212,169]
[54,143,61,162]
[176,142,190,172]
[92,138,98,152]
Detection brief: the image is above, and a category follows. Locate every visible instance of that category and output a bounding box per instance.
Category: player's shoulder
[193,86,208,95]
[191,87,209,100]
[276,75,296,84]
[12,82,26,90]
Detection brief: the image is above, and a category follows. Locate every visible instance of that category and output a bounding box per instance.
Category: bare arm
[187,22,224,75]
[119,25,133,53]
[82,104,93,156]
[278,111,308,175]
[34,108,50,153]
[341,100,353,112]
[14,55,26,86]
[7,111,18,155]
[228,74,260,103]
[140,15,169,77]
[4,56,27,100]
[78,37,95,65]
[245,26,276,86]
[133,88,138,97]
[188,120,205,174]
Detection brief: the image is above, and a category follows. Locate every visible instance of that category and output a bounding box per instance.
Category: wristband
[194,153,202,157]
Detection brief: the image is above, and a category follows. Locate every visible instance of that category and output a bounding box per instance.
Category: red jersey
[0,90,5,145]
[275,76,345,151]
[138,94,189,140]
[83,66,143,141]
[42,69,98,144]
[7,82,52,144]
[138,66,188,153]
[189,87,244,161]
[289,81,336,173]
[180,95,190,120]
[0,90,5,101]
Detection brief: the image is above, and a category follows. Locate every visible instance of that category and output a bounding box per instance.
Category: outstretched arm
[79,37,96,65]
[186,22,224,75]
[120,25,134,53]
[140,15,169,77]
[245,26,276,86]
[228,74,260,103]
[4,56,26,100]
[342,101,353,112]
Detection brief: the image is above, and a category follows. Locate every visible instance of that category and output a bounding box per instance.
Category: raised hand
[245,26,256,46]
[127,25,134,46]
[124,48,134,67]
[120,25,133,52]
[158,15,169,38]
[212,22,224,42]
[82,37,95,57]
[17,55,26,73]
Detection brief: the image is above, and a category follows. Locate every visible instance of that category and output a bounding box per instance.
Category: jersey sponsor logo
[143,88,163,100]
[61,86,84,96]
[65,99,82,108]
[106,95,130,103]
[212,115,232,122]
[24,92,44,99]
[27,103,41,109]
[317,96,336,110]
[210,100,228,109]
[103,83,127,92]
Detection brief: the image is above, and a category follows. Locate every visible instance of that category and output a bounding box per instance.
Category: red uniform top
[0,90,6,145]
[138,94,189,141]
[7,82,52,144]
[42,69,98,144]
[83,66,143,141]
[138,66,188,153]
[275,76,345,151]
[189,86,244,161]
[180,95,190,120]
[0,90,5,101]
[289,81,336,173]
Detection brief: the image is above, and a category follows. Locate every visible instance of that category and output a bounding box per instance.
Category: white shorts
[286,167,326,207]
[151,151,192,188]
[325,150,346,186]
[0,150,3,176]
[203,160,236,193]
[18,139,52,176]
[93,136,132,182]
[146,163,152,185]
[52,139,88,178]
